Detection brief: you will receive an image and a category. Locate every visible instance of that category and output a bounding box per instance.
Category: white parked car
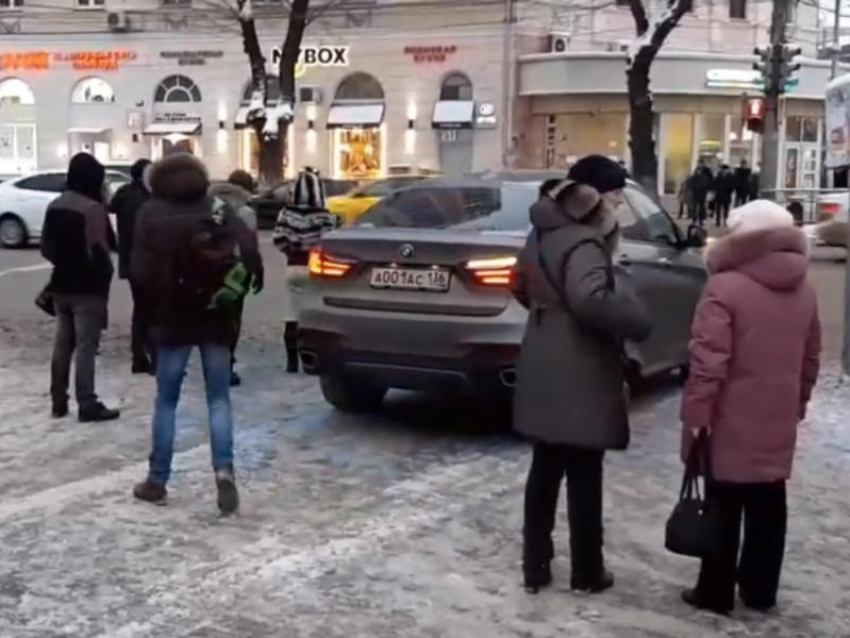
[0,170,130,248]
[814,191,849,248]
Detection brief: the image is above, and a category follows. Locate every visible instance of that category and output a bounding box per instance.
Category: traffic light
[778,44,802,93]
[752,44,802,94]
[753,45,772,91]
[744,97,765,134]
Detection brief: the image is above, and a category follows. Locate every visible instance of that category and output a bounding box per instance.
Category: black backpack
[174,202,252,311]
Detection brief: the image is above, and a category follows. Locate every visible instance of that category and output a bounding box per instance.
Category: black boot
[284,322,299,374]
[523,534,554,594]
[682,588,731,616]
[52,397,69,419]
[571,568,615,594]
[79,402,120,423]
[215,469,239,515]
[133,480,167,505]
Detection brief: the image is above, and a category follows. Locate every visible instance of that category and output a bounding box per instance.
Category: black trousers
[693,197,708,226]
[714,199,731,227]
[523,441,605,578]
[695,480,787,611]
[129,281,155,368]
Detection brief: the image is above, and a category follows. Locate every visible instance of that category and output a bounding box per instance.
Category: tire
[320,375,387,414]
[0,215,28,249]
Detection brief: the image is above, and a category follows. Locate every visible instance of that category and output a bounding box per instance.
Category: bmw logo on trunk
[399,243,415,259]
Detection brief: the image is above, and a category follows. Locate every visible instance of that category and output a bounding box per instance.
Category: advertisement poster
[826,77,850,168]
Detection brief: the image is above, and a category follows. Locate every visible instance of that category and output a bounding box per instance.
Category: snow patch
[239,0,253,20]
[261,102,295,140]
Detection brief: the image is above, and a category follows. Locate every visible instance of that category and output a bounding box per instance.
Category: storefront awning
[143,121,202,135]
[67,127,111,134]
[432,100,475,129]
[234,106,250,129]
[327,103,385,129]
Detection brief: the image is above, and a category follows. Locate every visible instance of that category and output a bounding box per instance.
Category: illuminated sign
[404,45,457,63]
[0,50,136,72]
[706,69,762,90]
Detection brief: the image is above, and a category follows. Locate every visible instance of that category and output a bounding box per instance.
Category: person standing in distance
[513,155,651,594]
[112,158,155,375]
[42,152,120,422]
[130,153,263,514]
[273,168,336,373]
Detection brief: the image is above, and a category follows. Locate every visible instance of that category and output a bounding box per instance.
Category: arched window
[241,76,282,104]
[154,75,202,103]
[0,78,35,106]
[71,77,115,104]
[334,72,384,102]
[440,73,473,101]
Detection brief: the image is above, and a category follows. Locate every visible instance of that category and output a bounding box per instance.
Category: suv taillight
[465,256,517,287]
[308,248,354,278]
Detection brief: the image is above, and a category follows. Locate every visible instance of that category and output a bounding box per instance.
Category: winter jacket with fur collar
[681,226,821,482]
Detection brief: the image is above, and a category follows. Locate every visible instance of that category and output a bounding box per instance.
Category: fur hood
[530,181,601,231]
[707,226,809,291]
[147,153,209,203]
[209,182,250,209]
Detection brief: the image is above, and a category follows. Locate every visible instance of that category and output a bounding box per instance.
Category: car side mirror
[686,224,708,249]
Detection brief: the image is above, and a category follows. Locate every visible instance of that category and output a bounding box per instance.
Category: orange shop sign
[0,50,136,72]
[403,45,457,63]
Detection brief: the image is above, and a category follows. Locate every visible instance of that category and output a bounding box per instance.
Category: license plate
[369,267,451,292]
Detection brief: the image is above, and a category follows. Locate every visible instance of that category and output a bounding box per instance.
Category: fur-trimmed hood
[530,181,601,231]
[147,153,210,203]
[208,182,250,209]
[707,226,809,291]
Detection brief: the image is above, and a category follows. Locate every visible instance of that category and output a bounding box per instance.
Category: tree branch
[629,0,690,68]
[628,0,649,36]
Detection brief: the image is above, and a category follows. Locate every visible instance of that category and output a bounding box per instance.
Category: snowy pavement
[1,307,850,637]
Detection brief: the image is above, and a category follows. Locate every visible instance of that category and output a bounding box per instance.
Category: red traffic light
[744,97,765,133]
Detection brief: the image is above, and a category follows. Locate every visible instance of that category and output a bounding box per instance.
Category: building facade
[513,0,834,196]
[0,0,513,180]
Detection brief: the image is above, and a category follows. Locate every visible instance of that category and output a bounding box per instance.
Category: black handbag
[34,286,56,317]
[665,433,720,558]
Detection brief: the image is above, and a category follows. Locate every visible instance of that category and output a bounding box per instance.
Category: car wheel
[0,215,28,249]
[320,375,387,414]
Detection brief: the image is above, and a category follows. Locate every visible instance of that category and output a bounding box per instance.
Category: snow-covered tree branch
[625,0,691,194]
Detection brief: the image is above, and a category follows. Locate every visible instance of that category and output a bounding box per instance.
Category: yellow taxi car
[328,176,429,226]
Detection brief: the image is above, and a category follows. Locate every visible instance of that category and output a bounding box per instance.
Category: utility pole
[501,0,515,168]
[832,0,842,80]
[759,0,791,196]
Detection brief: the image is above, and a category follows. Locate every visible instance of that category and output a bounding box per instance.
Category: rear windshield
[356,183,538,230]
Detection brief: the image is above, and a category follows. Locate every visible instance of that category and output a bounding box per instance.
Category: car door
[15,173,66,238]
[623,185,707,371]
[612,196,673,373]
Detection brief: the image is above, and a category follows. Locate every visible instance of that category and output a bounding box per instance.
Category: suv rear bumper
[298,327,520,395]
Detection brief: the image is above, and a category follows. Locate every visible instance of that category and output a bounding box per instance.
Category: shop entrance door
[438,129,473,175]
[783,143,819,190]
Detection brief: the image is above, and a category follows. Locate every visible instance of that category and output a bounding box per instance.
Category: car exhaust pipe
[499,368,517,388]
[300,350,318,372]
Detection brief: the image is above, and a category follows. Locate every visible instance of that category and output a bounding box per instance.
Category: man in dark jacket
[513,155,651,595]
[690,160,715,227]
[733,159,753,206]
[130,153,264,515]
[713,164,735,227]
[42,152,120,423]
[111,158,154,374]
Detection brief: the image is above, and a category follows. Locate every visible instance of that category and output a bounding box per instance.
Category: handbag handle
[679,431,711,502]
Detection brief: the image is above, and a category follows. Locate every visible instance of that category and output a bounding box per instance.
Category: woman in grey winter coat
[513,155,651,594]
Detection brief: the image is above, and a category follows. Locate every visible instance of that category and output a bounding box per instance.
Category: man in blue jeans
[130,153,263,514]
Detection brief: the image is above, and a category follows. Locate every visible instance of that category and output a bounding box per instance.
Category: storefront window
[0,78,35,106]
[697,114,724,170]
[552,113,626,168]
[336,129,383,179]
[71,77,115,103]
[663,113,694,196]
[728,115,754,168]
[440,73,473,101]
[802,118,819,143]
[154,75,202,103]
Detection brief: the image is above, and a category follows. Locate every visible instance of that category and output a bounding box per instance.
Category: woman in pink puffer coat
[679,200,821,615]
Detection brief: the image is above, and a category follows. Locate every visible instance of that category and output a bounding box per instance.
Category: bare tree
[224,0,344,185]
[626,0,691,194]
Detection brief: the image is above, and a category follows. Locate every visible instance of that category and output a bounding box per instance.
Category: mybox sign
[271,45,349,68]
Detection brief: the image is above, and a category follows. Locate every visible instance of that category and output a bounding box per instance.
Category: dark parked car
[298,176,709,414]
[250,178,359,230]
